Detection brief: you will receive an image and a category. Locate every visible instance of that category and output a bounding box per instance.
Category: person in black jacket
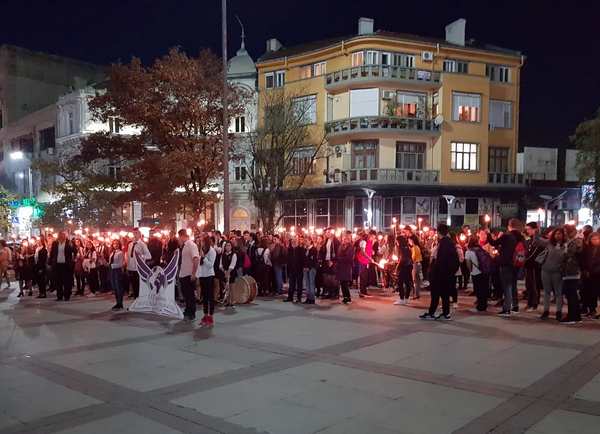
[487,218,524,316]
[303,238,319,304]
[49,231,75,301]
[420,223,459,320]
[34,238,48,298]
[284,237,305,303]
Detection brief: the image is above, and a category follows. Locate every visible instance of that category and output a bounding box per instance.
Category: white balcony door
[349,88,379,118]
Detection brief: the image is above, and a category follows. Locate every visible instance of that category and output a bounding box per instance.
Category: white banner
[128,250,183,319]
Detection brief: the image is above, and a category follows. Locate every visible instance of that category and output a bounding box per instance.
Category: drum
[230,275,258,304]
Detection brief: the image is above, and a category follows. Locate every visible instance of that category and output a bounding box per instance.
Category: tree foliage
[572,108,600,213]
[0,186,15,234]
[245,90,327,232]
[40,48,247,226]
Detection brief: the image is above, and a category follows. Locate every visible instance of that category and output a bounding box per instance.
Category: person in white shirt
[178,229,200,321]
[109,239,125,310]
[197,236,216,326]
[219,241,237,306]
[83,240,98,296]
[126,229,151,299]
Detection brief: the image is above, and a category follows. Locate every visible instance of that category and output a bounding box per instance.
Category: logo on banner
[128,250,183,319]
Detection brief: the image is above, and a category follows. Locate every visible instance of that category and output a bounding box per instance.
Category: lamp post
[442,195,455,227]
[221,0,230,234]
[10,151,32,199]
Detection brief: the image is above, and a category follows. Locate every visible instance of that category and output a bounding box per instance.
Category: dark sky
[2,0,599,148]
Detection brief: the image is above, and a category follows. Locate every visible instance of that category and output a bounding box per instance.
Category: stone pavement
[1,285,600,434]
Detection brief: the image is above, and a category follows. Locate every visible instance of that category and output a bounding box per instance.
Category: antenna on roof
[235,15,245,51]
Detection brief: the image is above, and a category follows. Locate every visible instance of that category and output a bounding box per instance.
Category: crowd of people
[2,218,600,327]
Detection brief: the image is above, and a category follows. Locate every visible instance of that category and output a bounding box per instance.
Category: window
[486,65,510,83]
[68,112,74,135]
[313,61,326,76]
[315,198,345,228]
[393,53,415,68]
[465,198,479,215]
[291,147,316,176]
[354,197,368,228]
[489,147,510,173]
[349,88,379,117]
[365,50,379,65]
[452,92,481,122]
[299,65,312,79]
[383,197,402,227]
[265,72,274,89]
[489,100,512,129]
[394,92,426,118]
[352,141,378,169]
[275,70,285,87]
[403,197,416,215]
[235,116,246,133]
[451,142,479,171]
[443,59,468,74]
[39,127,55,151]
[234,165,247,181]
[107,161,122,180]
[381,52,391,65]
[293,95,317,124]
[439,197,448,214]
[396,142,425,169]
[283,200,308,228]
[108,117,121,133]
[432,92,439,118]
[351,51,364,67]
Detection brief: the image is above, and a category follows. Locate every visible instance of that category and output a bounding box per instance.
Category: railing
[325,65,441,87]
[488,172,526,185]
[325,116,440,136]
[328,168,440,185]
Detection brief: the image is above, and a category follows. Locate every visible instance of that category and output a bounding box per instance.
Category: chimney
[445,18,466,46]
[358,17,374,35]
[266,38,282,52]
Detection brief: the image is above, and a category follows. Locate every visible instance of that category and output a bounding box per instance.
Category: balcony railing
[327,168,439,185]
[488,172,527,185]
[326,116,440,137]
[325,65,441,89]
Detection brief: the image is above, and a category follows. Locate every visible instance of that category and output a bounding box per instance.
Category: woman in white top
[219,241,237,306]
[109,239,125,310]
[83,240,99,296]
[198,236,217,325]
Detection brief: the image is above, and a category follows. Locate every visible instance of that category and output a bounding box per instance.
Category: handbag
[534,248,548,265]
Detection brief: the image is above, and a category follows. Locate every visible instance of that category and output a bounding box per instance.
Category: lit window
[394,92,426,118]
[351,52,364,67]
[489,100,512,129]
[451,142,479,171]
[452,92,481,122]
[275,70,285,87]
[313,61,326,76]
[365,51,379,65]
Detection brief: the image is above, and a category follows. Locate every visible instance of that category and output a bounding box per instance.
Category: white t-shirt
[465,249,481,276]
[57,242,66,264]
[126,239,151,271]
[179,239,200,278]
[197,247,216,278]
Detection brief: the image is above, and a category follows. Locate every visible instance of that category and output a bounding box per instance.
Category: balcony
[326,116,440,142]
[325,65,441,93]
[327,168,439,186]
[488,172,527,186]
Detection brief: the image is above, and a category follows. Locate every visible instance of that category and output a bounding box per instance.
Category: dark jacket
[487,230,523,267]
[49,240,75,267]
[303,246,319,269]
[583,245,600,276]
[431,236,459,278]
[270,243,287,267]
[562,236,583,280]
[335,242,354,282]
[34,247,48,271]
[287,246,305,273]
[318,238,341,263]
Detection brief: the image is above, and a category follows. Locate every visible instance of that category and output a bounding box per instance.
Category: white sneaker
[404,298,410,305]
[393,299,403,306]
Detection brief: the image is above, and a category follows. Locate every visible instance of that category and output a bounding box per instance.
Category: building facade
[256,18,530,230]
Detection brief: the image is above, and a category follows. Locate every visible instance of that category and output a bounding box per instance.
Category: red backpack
[513,240,526,268]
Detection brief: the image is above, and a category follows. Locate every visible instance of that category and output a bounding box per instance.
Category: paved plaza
[2,286,600,434]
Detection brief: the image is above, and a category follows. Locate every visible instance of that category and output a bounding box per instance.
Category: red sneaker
[207,315,214,327]
[199,315,208,326]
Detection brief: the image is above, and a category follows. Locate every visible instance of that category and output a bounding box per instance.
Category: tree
[40,48,246,226]
[572,108,600,214]
[0,186,15,234]
[245,90,327,232]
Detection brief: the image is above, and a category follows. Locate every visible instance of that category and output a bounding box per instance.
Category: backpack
[513,240,526,268]
[473,247,493,274]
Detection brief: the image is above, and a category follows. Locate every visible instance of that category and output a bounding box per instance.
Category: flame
[378,259,388,269]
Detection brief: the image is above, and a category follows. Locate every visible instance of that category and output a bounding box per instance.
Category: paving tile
[48,342,244,391]
[217,316,391,351]
[315,417,401,434]
[55,411,184,434]
[574,371,600,402]
[526,409,600,434]
[0,364,100,428]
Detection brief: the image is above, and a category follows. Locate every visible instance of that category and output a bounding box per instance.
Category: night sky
[2,0,599,148]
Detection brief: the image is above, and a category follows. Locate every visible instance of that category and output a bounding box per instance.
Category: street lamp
[10,151,32,199]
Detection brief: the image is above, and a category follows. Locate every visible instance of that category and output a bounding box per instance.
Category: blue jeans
[110,268,124,306]
[273,265,284,294]
[499,265,517,312]
[304,268,317,301]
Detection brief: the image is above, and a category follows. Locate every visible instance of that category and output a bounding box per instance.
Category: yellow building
[256,18,526,229]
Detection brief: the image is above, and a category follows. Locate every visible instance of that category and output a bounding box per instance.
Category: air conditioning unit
[382,90,395,100]
[422,51,434,62]
[47,147,54,155]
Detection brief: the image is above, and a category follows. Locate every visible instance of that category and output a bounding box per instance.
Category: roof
[257,29,522,63]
